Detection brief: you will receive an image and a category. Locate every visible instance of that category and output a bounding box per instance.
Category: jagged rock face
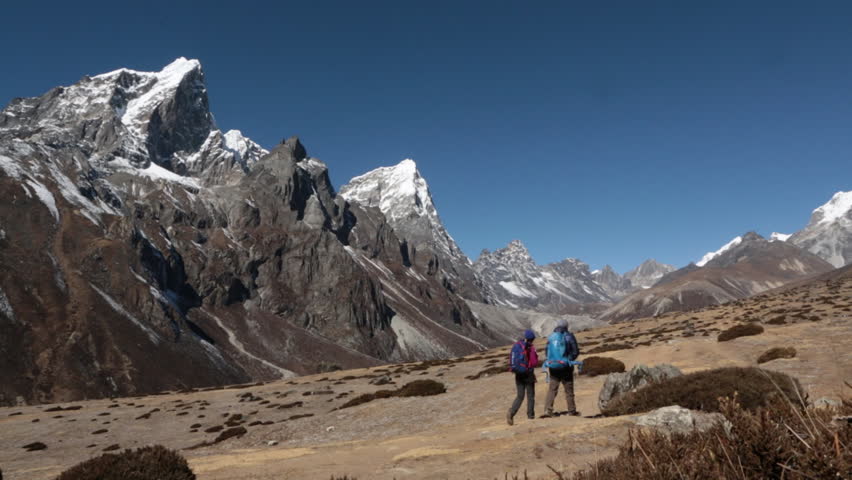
[600,232,834,323]
[473,240,611,313]
[340,160,485,302]
[592,266,633,299]
[624,259,676,289]
[0,59,497,405]
[789,191,852,268]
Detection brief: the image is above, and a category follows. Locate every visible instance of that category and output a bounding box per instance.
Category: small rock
[635,405,730,436]
[267,440,278,446]
[369,375,393,386]
[326,426,335,432]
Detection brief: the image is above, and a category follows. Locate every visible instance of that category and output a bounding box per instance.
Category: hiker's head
[523,329,536,341]
[555,318,568,332]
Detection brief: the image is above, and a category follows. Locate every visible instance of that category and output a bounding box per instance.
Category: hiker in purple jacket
[506,329,539,425]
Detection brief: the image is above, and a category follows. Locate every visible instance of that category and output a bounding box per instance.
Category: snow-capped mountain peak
[812,191,852,226]
[223,129,268,169]
[789,190,852,267]
[340,158,482,300]
[341,159,434,226]
[96,57,206,137]
[770,232,792,242]
[696,236,743,267]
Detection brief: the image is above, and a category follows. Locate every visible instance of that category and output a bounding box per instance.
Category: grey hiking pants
[509,372,536,419]
[544,367,575,414]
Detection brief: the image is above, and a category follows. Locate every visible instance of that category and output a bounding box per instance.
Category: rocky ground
[1,269,851,480]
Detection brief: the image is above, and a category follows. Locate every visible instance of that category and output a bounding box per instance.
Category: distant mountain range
[1,57,850,404]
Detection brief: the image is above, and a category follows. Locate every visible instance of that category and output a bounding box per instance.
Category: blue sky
[3,1,852,273]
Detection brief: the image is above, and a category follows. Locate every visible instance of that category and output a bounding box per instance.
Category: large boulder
[635,405,729,435]
[598,364,682,411]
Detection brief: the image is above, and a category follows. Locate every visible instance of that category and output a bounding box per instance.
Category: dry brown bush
[580,357,625,377]
[338,380,446,409]
[56,445,195,480]
[570,398,851,479]
[601,367,802,416]
[757,346,797,364]
[717,323,764,342]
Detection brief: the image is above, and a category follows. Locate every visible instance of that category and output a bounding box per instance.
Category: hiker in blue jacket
[506,329,539,425]
[541,318,580,417]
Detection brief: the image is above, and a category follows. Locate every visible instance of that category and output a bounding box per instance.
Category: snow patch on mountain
[770,232,791,242]
[24,178,59,222]
[696,236,742,267]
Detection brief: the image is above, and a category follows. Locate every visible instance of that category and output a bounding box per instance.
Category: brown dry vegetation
[757,346,797,364]
[580,357,625,377]
[570,398,852,480]
[601,367,803,416]
[717,323,764,342]
[338,380,447,409]
[56,445,195,480]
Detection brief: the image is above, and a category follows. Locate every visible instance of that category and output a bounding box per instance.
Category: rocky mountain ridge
[0,58,499,405]
[599,231,834,322]
[473,240,612,313]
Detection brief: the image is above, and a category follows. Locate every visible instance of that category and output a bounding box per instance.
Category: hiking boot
[540,410,554,418]
[506,409,514,426]
[565,410,581,417]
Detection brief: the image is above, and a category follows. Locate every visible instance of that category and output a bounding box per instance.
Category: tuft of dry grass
[580,357,626,377]
[717,323,764,342]
[56,445,195,480]
[757,346,797,364]
[602,367,803,416]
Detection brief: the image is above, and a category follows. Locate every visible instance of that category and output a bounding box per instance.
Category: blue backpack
[544,331,576,370]
[509,341,531,374]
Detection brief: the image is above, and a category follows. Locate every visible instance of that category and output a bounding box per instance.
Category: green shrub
[757,347,797,364]
[717,323,764,342]
[56,445,195,480]
[602,367,803,416]
[581,357,626,377]
[569,398,851,479]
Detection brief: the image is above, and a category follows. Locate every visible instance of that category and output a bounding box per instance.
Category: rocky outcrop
[635,405,729,435]
[624,259,676,289]
[598,364,683,410]
[592,266,632,300]
[0,58,498,405]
